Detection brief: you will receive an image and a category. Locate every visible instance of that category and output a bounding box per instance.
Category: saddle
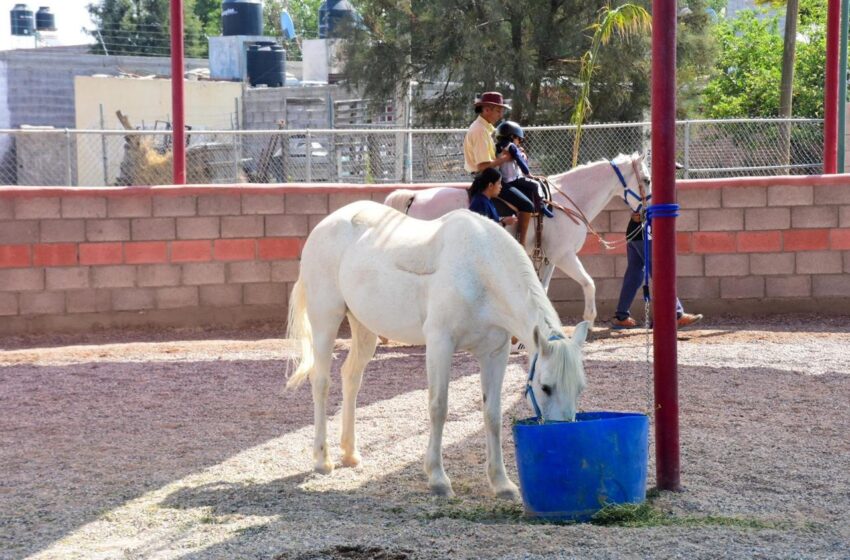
[493,178,559,275]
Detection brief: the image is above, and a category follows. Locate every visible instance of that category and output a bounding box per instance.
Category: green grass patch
[590,501,785,530]
[423,500,526,523]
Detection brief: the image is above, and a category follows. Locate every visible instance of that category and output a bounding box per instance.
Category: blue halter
[524,333,566,423]
[609,160,651,213]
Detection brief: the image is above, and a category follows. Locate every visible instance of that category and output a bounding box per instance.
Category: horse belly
[338,257,428,345]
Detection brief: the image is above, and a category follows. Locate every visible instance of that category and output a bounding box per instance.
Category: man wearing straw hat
[463,91,535,247]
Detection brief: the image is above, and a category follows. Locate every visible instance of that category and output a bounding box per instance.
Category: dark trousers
[497,185,534,213]
[615,240,684,320]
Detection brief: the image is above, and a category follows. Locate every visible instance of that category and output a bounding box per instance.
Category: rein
[543,159,649,251]
[524,333,566,423]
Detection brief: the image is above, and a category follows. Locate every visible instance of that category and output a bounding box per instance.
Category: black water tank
[247,42,286,87]
[35,6,55,31]
[222,0,263,36]
[318,0,358,39]
[10,4,34,36]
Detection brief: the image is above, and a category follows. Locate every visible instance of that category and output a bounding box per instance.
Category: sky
[0,0,94,51]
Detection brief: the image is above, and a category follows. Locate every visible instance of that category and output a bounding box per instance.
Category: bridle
[543,157,651,252]
[608,158,651,214]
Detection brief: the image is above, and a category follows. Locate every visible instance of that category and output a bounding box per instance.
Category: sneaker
[677,313,703,328]
[510,341,526,353]
[611,317,639,329]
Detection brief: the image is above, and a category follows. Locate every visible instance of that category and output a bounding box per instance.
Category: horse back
[408,187,468,220]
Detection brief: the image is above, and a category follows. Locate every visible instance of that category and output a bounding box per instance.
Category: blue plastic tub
[512,411,649,522]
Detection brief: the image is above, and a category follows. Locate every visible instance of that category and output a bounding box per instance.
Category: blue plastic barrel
[513,411,649,522]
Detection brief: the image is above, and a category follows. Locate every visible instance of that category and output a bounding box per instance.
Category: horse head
[526,321,590,422]
[611,152,651,214]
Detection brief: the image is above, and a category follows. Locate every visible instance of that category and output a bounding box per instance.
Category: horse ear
[571,321,590,346]
[533,327,552,356]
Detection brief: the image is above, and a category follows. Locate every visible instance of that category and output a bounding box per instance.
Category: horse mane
[493,227,585,395]
[467,212,563,343]
[548,152,639,183]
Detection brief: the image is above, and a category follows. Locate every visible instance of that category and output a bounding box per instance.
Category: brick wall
[0,180,848,333]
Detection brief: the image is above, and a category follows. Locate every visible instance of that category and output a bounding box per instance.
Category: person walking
[612,212,704,329]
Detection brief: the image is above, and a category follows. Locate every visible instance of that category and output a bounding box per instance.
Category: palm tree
[572,3,652,167]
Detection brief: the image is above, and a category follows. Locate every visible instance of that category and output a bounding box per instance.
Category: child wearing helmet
[495,121,552,247]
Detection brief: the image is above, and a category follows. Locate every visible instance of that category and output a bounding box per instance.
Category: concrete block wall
[547,181,850,319]
[1,180,849,334]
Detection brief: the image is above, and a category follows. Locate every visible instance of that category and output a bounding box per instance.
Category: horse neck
[485,255,563,348]
[551,161,623,220]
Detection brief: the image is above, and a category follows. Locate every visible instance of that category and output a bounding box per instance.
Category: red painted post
[824,0,842,173]
[651,0,681,491]
[171,0,186,184]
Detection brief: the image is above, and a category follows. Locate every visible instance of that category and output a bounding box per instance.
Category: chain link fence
[0,118,824,186]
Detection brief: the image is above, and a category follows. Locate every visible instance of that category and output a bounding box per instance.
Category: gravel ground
[1,314,848,560]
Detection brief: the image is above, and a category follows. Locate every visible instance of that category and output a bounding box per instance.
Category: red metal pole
[824,0,842,173]
[171,0,186,184]
[651,0,681,491]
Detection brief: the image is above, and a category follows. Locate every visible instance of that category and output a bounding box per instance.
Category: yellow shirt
[463,116,496,173]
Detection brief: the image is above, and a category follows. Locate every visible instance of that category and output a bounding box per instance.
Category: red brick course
[214,239,256,261]
[783,229,830,251]
[33,243,77,267]
[0,244,31,268]
[79,243,123,265]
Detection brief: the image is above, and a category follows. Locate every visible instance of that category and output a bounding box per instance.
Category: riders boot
[517,211,532,246]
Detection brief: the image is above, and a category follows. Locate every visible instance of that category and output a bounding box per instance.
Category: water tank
[10,4,34,36]
[35,6,55,31]
[247,41,286,87]
[318,0,358,39]
[222,0,263,36]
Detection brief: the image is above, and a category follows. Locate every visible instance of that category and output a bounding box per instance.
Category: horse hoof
[341,453,361,468]
[314,460,334,475]
[429,482,455,498]
[495,485,521,501]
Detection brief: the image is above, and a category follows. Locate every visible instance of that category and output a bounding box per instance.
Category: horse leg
[554,251,597,326]
[538,261,556,293]
[423,333,455,497]
[474,333,520,500]
[308,305,345,475]
[339,313,378,468]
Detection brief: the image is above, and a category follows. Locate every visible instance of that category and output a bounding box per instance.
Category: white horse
[286,200,589,499]
[384,153,651,326]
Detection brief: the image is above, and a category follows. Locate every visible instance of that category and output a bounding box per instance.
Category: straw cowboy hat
[474,91,511,110]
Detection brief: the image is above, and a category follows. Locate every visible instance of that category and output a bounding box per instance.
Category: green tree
[341,0,656,126]
[571,4,651,166]
[676,0,719,118]
[702,0,826,118]
[88,0,207,58]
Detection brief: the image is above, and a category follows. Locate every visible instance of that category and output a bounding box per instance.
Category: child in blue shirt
[468,167,518,227]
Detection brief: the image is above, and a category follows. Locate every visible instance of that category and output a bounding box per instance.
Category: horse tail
[384,189,417,214]
[285,278,314,390]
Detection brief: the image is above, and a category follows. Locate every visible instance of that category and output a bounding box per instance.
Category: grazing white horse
[384,153,652,326]
[286,200,589,499]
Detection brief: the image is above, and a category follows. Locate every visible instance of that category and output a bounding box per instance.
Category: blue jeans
[615,240,683,320]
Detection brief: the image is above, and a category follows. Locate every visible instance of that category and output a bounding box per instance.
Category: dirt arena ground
[1,314,848,559]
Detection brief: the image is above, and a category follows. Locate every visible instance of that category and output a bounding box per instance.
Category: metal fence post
[99,104,109,186]
[234,98,242,182]
[306,129,313,182]
[64,129,73,186]
[683,120,691,179]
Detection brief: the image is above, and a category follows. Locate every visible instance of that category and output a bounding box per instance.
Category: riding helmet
[495,120,524,142]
